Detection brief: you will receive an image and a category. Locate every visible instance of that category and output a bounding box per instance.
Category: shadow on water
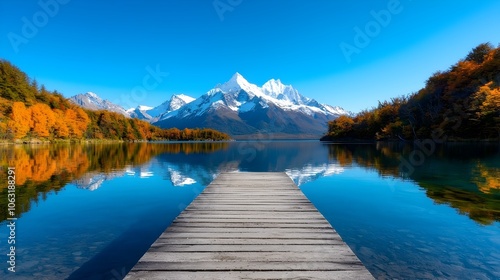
[66,210,171,280]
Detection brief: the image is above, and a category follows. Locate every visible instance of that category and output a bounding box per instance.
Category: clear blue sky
[1,0,500,112]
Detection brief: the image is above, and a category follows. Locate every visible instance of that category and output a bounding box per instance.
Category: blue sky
[1,0,500,112]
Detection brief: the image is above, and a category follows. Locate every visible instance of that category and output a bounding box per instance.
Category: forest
[322,43,500,141]
[0,60,231,141]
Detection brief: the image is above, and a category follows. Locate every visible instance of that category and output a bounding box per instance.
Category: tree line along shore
[322,43,500,142]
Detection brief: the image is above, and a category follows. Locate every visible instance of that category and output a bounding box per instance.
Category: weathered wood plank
[131,261,367,271]
[151,238,345,245]
[173,217,330,222]
[165,227,334,233]
[126,270,371,280]
[126,172,373,280]
[137,251,358,262]
[159,232,340,239]
[170,222,333,228]
[146,244,354,253]
[176,212,327,219]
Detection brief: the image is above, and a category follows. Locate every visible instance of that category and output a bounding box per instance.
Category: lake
[0,141,499,279]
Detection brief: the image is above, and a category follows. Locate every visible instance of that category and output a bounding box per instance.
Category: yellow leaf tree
[30,103,55,137]
[7,102,31,139]
[53,109,69,138]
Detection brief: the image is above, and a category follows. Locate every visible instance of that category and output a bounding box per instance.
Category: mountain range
[69,92,130,116]
[69,73,348,139]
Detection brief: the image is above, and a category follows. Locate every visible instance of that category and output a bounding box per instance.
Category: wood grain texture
[125,172,373,280]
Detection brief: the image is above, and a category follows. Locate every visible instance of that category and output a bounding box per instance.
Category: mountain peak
[231,72,243,79]
[213,72,261,95]
[167,94,195,111]
[226,72,250,87]
[86,92,99,98]
[69,92,129,116]
[266,78,283,85]
[261,78,308,104]
[172,94,195,101]
[262,78,286,95]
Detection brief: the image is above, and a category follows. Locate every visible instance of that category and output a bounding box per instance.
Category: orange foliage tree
[7,102,31,139]
[52,109,69,138]
[65,108,90,138]
[29,103,55,137]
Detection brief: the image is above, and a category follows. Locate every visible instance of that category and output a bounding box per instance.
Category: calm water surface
[0,141,499,279]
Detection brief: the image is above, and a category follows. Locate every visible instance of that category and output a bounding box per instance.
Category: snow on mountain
[69,75,347,138]
[160,73,348,119]
[154,73,349,138]
[69,91,196,122]
[132,94,195,122]
[138,105,154,111]
[166,94,196,112]
[69,92,129,116]
[261,78,311,105]
[127,106,153,120]
[210,72,262,96]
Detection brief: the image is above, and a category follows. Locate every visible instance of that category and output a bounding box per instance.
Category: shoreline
[0,139,235,145]
[320,137,500,143]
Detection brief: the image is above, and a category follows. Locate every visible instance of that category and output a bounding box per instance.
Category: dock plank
[126,172,373,279]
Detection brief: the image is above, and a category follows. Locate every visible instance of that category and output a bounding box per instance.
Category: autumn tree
[7,102,31,139]
[474,82,500,115]
[327,115,354,138]
[465,43,494,64]
[65,108,90,138]
[30,103,55,137]
[52,109,69,138]
[75,108,90,134]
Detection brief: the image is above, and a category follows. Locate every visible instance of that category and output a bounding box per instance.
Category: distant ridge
[69,92,129,116]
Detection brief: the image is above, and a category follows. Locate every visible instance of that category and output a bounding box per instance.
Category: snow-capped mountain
[126,105,154,120]
[69,92,129,116]
[68,74,347,138]
[128,94,195,121]
[154,73,348,138]
[149,94,195,121]
[70,92,196,122]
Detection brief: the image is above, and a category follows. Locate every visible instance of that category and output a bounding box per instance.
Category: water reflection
[327,143,500,225]
[472,163,500,194]
[0,142,229,222]
[0,141,498,279]
[1,142,499,225]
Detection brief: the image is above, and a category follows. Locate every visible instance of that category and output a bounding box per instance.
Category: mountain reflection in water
[0,141,499,279]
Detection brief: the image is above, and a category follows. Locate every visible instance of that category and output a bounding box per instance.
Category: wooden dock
[125,172,373,279]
